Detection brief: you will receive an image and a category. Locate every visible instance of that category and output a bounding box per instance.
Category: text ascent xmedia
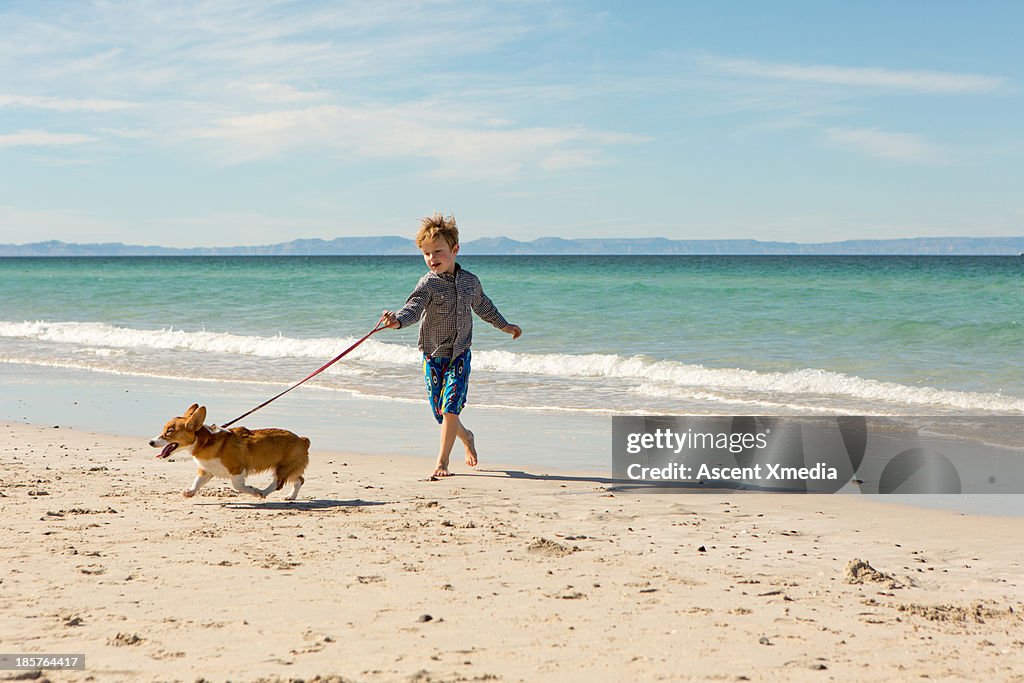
[625,427,770,455]
[625,462,840,482]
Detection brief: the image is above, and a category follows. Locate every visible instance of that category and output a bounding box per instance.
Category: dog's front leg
[184,470,214,498]
[230,474,265,498]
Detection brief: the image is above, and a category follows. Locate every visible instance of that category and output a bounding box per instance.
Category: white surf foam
[0,320,407,360]
[3,320,1022,413]
[475,349,1024,413]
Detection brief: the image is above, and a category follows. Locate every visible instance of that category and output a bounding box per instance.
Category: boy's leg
[429,350,474,478]
[433,413,478,477]
[434,413,458,477]
[460,421,477,467]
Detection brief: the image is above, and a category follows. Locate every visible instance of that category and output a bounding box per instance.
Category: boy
[381,213,522,479]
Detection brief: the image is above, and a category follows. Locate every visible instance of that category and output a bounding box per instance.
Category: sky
[1,0,1022,247]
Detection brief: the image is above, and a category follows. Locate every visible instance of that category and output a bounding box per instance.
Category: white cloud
[821,127,949,165]
[0,1,631,179]
[700,56,1004,94]
[0,94,138,111]
[229,82,331,104]
[2,1,559,95]
[0,130,97,147]
[96,127,153,139]
[189,103,649,178]
[32,157,98,167]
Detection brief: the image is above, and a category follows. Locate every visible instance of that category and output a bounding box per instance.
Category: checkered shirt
[395,263,509,359]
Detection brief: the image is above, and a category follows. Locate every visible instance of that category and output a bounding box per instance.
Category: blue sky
[1,1,1021,247]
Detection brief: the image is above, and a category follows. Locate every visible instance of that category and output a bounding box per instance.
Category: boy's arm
[387,280,431,330]
[471,282,511,331]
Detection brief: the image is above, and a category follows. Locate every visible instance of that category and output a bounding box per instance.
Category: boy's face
[421,236,459,275]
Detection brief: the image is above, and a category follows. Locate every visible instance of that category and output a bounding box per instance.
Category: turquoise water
[1,256,1021,416]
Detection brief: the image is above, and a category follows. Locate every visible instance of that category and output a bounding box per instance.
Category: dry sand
[1,421,1023,682]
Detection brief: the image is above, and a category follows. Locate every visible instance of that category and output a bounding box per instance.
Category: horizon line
[4,234,1024,251]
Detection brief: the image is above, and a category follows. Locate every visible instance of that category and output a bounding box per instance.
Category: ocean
[1,255,1022,419]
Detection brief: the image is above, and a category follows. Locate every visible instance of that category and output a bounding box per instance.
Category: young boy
[381,213,522,479]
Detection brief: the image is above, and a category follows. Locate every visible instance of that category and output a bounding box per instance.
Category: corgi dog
[149,404,310,501]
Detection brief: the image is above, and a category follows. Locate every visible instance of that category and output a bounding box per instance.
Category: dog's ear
[185,405,207,431]
[183,403,200,419]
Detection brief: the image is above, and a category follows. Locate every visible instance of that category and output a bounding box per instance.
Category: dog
[149,404,310,500]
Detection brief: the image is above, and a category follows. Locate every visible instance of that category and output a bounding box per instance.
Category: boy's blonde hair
[416,213,459,250]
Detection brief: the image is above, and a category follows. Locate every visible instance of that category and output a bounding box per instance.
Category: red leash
[220,320,389,429]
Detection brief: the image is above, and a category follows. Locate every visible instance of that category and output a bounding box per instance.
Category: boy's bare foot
[432,464,452,478]
[464,429,478,467]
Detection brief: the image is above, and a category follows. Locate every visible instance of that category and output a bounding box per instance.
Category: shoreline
[0,362,611,470]
[3,363,1023,518]
[2,421,1023,681]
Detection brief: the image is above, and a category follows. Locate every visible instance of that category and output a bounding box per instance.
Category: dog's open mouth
[156,443,179,459]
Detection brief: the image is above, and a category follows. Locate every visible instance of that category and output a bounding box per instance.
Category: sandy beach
[2,420,1023,683]
[5,1,1024,681]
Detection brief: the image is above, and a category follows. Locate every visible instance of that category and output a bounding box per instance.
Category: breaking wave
[2,320,1022,413]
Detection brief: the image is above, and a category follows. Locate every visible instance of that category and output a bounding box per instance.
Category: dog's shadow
[197,498,386,511]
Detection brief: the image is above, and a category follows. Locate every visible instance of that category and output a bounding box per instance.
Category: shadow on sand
[458,468,654,492]
[462,468,742,493]
[195,498,388,511]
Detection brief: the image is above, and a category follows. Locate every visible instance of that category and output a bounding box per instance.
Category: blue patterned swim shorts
[423,349,471,424]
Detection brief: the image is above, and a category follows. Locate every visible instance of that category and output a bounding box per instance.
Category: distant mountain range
[2,236,1023,256]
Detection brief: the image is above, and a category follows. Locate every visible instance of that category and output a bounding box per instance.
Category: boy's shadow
[470,468,710,493]
[478,468,616,484]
